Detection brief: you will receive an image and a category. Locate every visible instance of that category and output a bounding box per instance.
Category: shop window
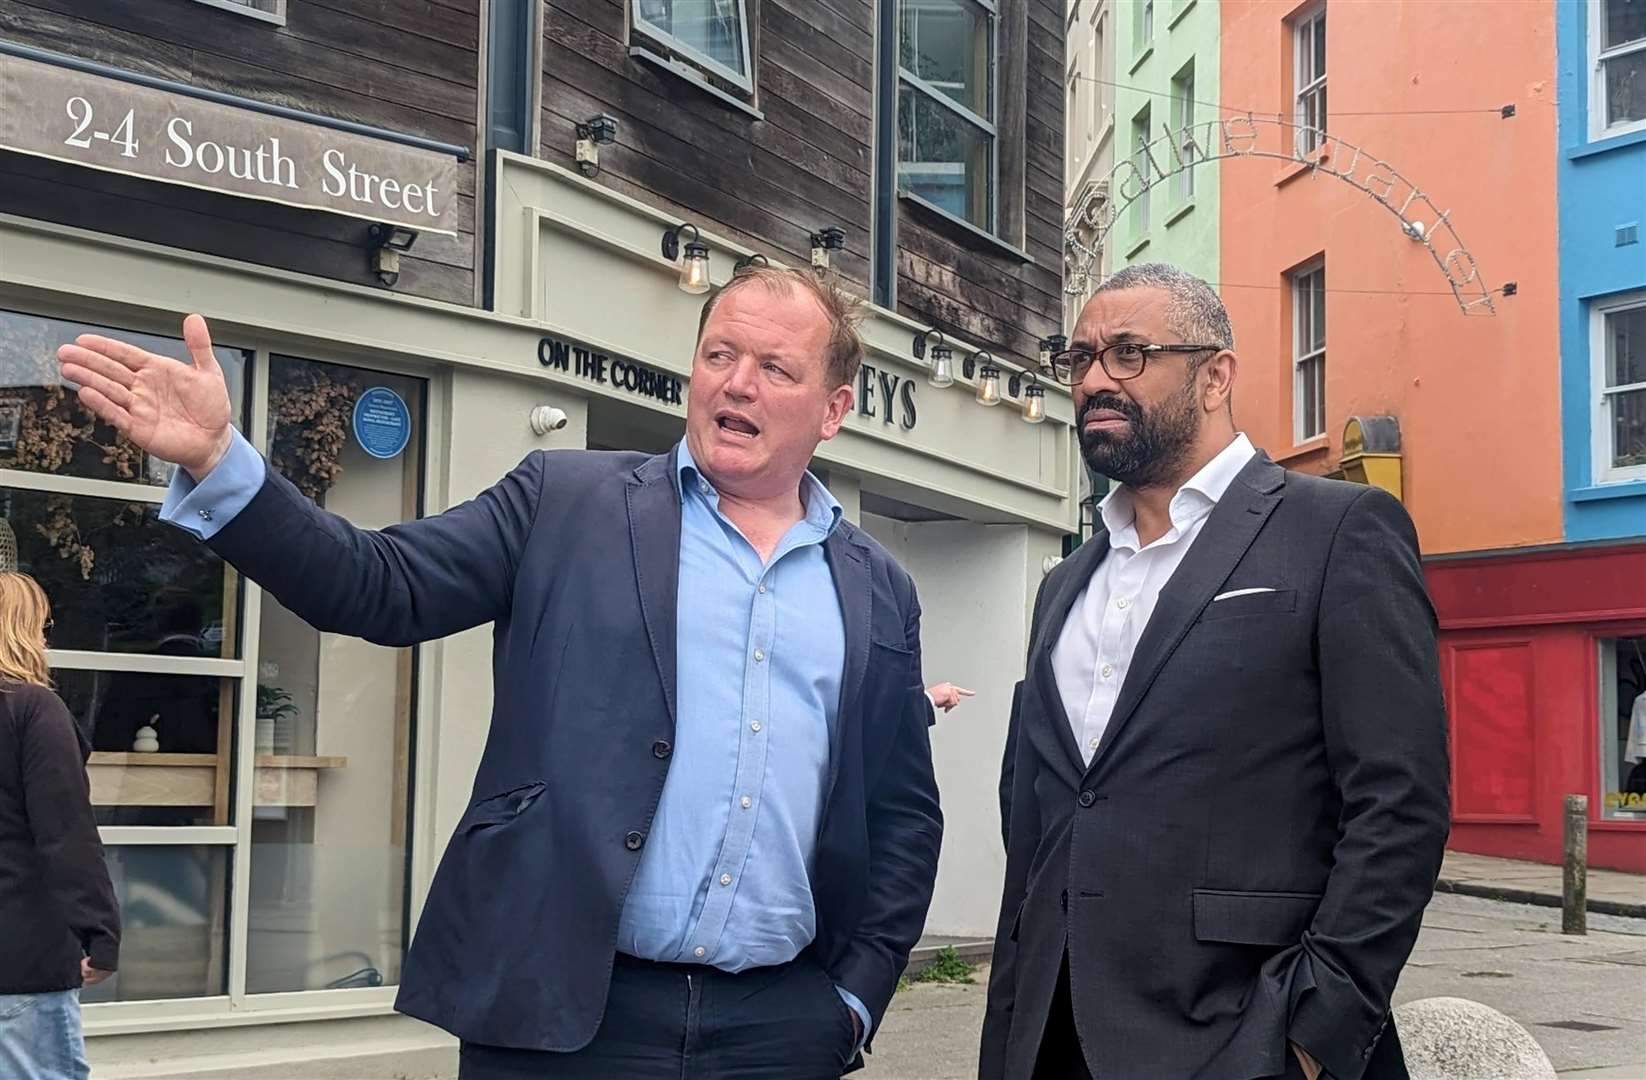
[631,0,754,95]
[1600,635,1646,821]
[1593,290,1646,483]
[1292,5,1327,155]
[1593,0,1646,139]
[80,846,231,1003]
[1292,261,1327,442]
[897,0,998,232]
[246,356,422,994]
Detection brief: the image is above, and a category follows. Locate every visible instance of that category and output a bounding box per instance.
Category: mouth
[1081,409,1132,433]
[715,411,761,440]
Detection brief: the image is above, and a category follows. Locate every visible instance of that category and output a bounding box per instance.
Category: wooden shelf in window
[86,752,348,810]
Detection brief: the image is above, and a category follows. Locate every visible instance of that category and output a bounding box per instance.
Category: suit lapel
[825,526,871,800]
[1088,454,1286,772]
[625,451,684,729]
[1029,532,1112,786]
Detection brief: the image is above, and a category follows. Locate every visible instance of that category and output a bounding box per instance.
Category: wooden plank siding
[540,0,1065,369]
[0,0,481,305]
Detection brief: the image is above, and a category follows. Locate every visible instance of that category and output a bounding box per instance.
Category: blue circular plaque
[352,387,411,460]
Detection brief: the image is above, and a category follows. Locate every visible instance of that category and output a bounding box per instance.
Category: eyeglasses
[1046,342,1221,385]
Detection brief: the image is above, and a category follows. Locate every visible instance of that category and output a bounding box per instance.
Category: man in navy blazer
[59,266,943,1079]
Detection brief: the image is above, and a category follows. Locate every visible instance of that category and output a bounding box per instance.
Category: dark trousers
[458,951,858,1079]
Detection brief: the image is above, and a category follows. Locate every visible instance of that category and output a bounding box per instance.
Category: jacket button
[652,740,672,759]
[624,831,645,850]
[1078,790,1097,808]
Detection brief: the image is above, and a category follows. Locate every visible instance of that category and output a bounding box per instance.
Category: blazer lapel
[1029,532,1112,786]
[825,526,871,800]
[625,450,684,729]
[1088,453,1286,772]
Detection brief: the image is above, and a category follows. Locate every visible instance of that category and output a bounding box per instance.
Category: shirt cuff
[159,429,266,540]
[837,985,872,1056]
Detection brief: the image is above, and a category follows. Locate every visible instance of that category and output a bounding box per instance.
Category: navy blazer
[206,446,943,1054]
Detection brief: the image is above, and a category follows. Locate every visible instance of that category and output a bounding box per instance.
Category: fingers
[62,334,158,376]
[59,358,135,409]
[76,385,133,434]
[182,314,223,378]
[956,687,976,697]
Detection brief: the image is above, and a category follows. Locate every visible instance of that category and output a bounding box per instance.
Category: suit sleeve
[1285,487,1450,1080]
[980,578,1052,1080]
[203,448,547,647]
[836,584,943,1049]
[22,691,120,972]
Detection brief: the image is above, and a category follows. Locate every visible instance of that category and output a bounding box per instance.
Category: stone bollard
[1393,997,1557,1080]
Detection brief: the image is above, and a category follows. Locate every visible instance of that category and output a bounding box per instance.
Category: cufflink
[198,509,213,521]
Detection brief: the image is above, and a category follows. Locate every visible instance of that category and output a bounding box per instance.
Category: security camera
[530,406,569,435]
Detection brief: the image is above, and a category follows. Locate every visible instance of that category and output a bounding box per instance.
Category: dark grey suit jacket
[982,454,1449,1080]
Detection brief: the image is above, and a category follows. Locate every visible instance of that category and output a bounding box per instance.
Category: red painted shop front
[1425,541,1646,873]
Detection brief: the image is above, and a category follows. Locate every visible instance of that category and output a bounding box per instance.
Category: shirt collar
[1097,433,1258,550]
[674,438,843,537]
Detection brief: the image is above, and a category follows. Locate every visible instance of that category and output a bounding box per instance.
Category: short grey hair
[1092,262,1234,353]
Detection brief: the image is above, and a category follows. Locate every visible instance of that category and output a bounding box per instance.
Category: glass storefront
[1601,634,1646,821]
[1,307,423,1008]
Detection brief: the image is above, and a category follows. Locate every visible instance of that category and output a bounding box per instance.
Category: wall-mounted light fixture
[662,222,712,294]
[964,350,1002,407]
[912,329,954,387]
[575,114,619,178]
[810,226,847,272]
[1020,372,1047,424]
[1038,334,1067,374]
[734,252,770,273]
[367,224,419,288]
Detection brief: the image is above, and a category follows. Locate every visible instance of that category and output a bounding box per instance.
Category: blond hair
[696,265,866,389]
[0,572,52,688]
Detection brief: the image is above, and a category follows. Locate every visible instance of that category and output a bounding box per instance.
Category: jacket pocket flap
[1192,889,1321,946]
[460,781,546,831]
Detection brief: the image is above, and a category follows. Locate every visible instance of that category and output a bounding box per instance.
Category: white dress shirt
[1052,434,1258,764]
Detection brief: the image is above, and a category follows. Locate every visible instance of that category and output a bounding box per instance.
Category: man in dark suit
[59,266,942,1079]
[982,263,1449,1080]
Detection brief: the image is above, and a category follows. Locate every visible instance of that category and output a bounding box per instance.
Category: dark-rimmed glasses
[1046,342,1221,385]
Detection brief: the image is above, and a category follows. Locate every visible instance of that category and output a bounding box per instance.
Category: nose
[724,354,760,400]
[1075,351,1123,409]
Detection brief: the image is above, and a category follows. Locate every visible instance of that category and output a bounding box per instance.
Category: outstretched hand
[56,313,234,481]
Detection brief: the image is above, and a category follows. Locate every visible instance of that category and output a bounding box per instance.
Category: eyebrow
[1070,329,1146,350]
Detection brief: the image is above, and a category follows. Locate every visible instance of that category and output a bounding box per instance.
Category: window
[0,307,429,1010]
[1138,0,1155,50]
[1293,6,1327,155]
[1093,15,1110,141]
[1599,636,1646,822]
[1171,62,1195,202]
[1131,105,1152,238]
[1593,291,1646,482]
[898,0,998,232]
[188,0,285,23]
[1593,0,1646,137]
[1292,263,1326,442]
[632,0,754,94]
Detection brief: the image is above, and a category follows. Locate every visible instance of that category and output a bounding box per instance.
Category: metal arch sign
[1064,116,1498,315]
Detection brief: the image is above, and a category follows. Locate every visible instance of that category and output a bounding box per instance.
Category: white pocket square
[1213,587,1277,601]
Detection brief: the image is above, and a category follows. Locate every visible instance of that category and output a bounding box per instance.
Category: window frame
[631,0,757,96]
[1171,61,1195,203]
[1293,5,1327,155]
[1596,634,1646,823]
[1292,260,1327,444]
[187,0,286,24]
[1591,289,1646,484]
[1131,103,1152,239]
[1590,0,1646,140]
[896,0,1001,236]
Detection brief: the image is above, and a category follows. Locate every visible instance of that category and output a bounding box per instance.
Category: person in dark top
[0,571,120,1080]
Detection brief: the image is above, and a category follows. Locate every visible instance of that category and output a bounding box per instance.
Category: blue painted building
[1560,0,1646,538]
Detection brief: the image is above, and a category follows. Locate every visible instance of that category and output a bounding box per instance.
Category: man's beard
[1077,373,1200,490]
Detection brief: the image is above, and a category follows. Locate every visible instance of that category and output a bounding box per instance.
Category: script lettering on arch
[1064,116,1498,316]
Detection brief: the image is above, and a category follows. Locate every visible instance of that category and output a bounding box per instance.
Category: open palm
[57,314,234,478]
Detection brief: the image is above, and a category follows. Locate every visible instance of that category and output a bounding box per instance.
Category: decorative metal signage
[0,49,462,234]
[1065,116,1501,315]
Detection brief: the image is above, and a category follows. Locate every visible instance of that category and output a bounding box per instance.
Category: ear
[819,382,855,441]
[1201,349,1238,414]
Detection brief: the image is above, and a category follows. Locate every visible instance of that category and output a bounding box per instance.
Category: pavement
[1439,850,1646,919]
[861,892,1646,1080]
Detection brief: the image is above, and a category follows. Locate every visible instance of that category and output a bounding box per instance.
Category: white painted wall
[862,514,1062,936]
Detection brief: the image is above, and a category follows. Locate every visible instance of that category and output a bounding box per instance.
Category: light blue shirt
[160,432,871,1043]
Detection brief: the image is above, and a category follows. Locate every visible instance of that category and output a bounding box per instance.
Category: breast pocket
[1199,588,1298,622]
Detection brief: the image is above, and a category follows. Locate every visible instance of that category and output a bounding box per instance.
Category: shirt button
[624,831,645,850]
[751,720,762,733]
[740,796,752,809]
[1078,790,1097,808]
[757,583,767,594]
[698,481,712,496]
[1088,738,1100,752]
[694,946,707,958]
[1101,664,1114,679]
[753,649,765,662]
[720,873,732,886]
[1116,598,1130,609]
